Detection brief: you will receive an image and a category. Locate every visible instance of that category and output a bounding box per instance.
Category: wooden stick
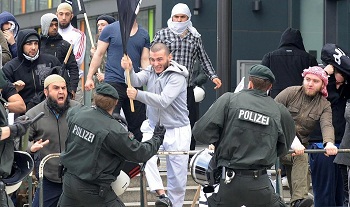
[64,44,73,64]
[125,54,135,112]
[191,185,201,207]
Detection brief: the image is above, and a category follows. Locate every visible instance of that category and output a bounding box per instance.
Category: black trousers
[207,174,285,207]
[106,82,146,142]
[187,86,199,151]
[58,173,125,207]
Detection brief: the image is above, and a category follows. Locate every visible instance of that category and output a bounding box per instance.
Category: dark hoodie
[0,11,20,58]
[41,33,79,93]
[2,29,61,107]
[261,27,318,98]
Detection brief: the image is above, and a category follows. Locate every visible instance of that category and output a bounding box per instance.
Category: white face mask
[8,21,15,32]
[23,50,40,62]
[167,19,190,35]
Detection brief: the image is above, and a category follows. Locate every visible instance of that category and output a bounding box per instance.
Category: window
[1,0,11,12]
[13,0,22,15]
[26,0,36,13]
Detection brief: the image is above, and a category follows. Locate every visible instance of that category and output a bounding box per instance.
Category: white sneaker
[281,176,289,188]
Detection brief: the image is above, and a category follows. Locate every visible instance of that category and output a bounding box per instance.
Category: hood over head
[0,11,20,38]
[16,29,41,60]
[278,27,305,51]
[41,13,58,36]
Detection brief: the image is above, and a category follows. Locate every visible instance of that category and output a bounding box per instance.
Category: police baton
[288,149,350,154]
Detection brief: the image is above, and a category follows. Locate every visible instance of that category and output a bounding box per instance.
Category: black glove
[9,115,32,137]
[153,122,166,143]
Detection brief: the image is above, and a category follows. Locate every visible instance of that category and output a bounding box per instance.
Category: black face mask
[47,95,70,115]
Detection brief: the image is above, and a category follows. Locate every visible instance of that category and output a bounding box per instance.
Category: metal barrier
[38,153,60,207]
[36,149,350,207]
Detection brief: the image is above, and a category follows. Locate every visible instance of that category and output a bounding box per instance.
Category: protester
[57,82,165,207]
[89,14,115,102]
[0,11,19,58]
[56,2,86,103]
[122,42,191,207]
[2,29,61,110]
[0,31,11,65]
[261,27,318,98]
[85,19,150,143]
[40,13,79,99]
[334,101,350,205]
[261,27,319,189]
[275,66,338,207]
[152,3,222,154]
[0,73,26,114]
[321,44,350,207]
[192,64,294,206]
[26,74,80,207]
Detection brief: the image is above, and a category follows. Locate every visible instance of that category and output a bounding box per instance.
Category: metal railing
[38,153,60,207]
[35,149,350,207]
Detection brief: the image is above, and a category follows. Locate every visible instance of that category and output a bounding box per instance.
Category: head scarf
[302,66,329,97]
[167,3,201,38]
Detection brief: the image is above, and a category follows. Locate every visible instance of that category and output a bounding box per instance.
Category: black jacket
[2,29,61,107]
[261,27,318,98]
[40,34,79,92]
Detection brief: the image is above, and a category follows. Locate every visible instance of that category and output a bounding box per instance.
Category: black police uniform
[192,65,295,207]
[58,84,163,207]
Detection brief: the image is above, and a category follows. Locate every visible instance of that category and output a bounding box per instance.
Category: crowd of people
[0,2,350,207]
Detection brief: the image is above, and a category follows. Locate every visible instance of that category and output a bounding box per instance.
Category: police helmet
[3,151,34,194]
[111,170,130,196]
[193,86,205,102]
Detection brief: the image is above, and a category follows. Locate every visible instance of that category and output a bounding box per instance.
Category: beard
[303,85,322,97]
[47,96,70,115]
[59,22,70,29]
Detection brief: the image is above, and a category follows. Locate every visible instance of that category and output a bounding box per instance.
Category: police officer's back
[58,83,165,207]
[193,65,295,207]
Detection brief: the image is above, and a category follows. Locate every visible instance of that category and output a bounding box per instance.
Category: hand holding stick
[123,54,135,112]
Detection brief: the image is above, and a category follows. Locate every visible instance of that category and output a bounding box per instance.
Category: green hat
[249,64,275,83]
[95,83,119,100]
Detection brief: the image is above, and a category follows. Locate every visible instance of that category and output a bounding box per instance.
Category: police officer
[192,64,295,207]
[57,82,166,207]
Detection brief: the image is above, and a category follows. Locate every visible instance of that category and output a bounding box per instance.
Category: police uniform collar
[94,106,114,118]
[244,89,269,96]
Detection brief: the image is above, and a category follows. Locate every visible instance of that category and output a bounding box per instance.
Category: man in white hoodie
[121,43,191,207]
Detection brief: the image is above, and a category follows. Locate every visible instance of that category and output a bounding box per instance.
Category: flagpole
[125,55,135,112]
[76,0,94,47]
[83,14,94,47]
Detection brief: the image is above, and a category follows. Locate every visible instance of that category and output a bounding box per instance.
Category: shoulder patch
[238,109,270,125]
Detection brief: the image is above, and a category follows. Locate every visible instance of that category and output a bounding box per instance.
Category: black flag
[116,0,142,55]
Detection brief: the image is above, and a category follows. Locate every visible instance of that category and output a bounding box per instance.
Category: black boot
[155,194,173,207]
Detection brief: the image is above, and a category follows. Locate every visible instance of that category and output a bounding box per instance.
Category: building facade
[1,0,348,115]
